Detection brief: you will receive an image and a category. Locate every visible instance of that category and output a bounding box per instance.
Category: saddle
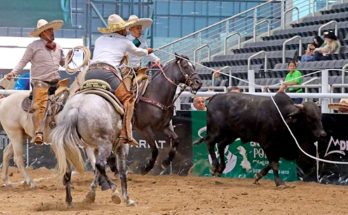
[21,79,70,128]
[77,79,124,116]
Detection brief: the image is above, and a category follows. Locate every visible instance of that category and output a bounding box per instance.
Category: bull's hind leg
[114,144,135,206]
[271,161,286,187]
[161,125,179,169]
[254,164,271,185]
[216,139,232,176]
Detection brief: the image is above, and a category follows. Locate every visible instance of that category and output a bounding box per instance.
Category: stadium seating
[199,2,348,91]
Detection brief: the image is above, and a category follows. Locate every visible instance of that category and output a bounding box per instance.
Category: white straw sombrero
[127,15,153,29]
[98,14,135,34]
[328,99,348,112]
[30,19,63,37]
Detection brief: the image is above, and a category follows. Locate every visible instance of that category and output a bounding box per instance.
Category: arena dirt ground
[0,167,347,215]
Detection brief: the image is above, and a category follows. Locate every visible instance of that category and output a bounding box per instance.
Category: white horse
[0,72,84,188]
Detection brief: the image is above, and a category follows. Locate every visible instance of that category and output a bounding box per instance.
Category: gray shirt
[13,39,64,81]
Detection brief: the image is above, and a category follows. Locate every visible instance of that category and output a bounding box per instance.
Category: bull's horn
[295,104,304,109]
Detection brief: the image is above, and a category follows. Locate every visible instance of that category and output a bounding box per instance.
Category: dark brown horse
[134,54,202,174]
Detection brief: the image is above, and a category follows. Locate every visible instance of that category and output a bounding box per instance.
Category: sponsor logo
[134,139,167,149]
[324,136,348,157]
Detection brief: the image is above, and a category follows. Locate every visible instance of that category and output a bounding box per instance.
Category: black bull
[196,92,326,186]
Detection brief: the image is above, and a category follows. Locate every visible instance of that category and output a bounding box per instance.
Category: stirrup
[33,132,44,145]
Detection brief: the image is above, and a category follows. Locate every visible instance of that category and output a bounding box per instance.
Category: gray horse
[50,54,201,206]
[134,54,202,174]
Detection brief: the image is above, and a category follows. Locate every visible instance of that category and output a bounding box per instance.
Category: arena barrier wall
[0,111,347,184]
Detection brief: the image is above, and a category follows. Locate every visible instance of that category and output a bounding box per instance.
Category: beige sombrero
[127,15,153,29]
[98,14,135,34]
[30,19,63,37]
[328,99,348,112]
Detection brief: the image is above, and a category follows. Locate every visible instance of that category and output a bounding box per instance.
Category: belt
[89,63,118,74]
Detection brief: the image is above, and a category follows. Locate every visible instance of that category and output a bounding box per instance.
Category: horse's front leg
[161,124,179,169]
[138,126,158,175]
[9,135,35,188]
[2,142,13,186]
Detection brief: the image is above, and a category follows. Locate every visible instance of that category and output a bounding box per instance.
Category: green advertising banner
[0,0,71,27]
[191,111,298,181]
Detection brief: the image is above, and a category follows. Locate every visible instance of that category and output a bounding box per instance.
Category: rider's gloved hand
[5,71,15,80]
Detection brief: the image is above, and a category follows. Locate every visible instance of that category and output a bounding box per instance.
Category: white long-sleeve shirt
[91,33,149,69]
[126,34,160,67]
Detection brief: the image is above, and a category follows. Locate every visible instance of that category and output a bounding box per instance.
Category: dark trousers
[314,51,331,61]
[85,69,121,92]
[292,98,303,104]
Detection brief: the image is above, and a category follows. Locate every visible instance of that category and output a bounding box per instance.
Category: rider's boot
[32,83,49,145]
[114,82,138,146]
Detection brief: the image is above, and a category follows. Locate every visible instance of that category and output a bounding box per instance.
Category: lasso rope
[155,48,348,165]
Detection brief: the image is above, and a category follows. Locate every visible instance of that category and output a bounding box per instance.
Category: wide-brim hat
[323,31,337,40]
[98,14,135,34]
[127,15,153,29]
[30,19,63,37]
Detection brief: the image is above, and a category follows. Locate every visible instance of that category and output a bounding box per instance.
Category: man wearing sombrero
[86,14,153,146]
[127,15,160,67]
[5,19,65,144]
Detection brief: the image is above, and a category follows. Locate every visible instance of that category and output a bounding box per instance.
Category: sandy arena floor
[0,167,347,215]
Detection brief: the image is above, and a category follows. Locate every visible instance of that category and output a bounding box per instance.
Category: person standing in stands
[278,60,303,104]
[313,31,341,61]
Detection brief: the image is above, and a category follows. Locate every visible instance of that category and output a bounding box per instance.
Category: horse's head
[174,54,202,94]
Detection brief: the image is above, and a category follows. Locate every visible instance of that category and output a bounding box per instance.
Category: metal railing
[155,0,344,65]
[282,35,302,63]
[224,32,241,55]
[193,44,211,63]
[283,7,300,29]
[253,19,271,42]
[156,0,283,63]
[318,20,338,36]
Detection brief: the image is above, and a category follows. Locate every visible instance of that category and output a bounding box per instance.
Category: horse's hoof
[253,181,261,185]
[276,184,288,189]
[1,182,13,188]
[111,192,121,204]
[161,159,170,169]
[127,199,136,207]
[83,191,96,203]
[66,202,73,208]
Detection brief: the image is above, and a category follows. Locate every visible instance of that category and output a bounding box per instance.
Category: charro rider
[5,19,65,144]
[85,14,153,145]
[127,15,160,69]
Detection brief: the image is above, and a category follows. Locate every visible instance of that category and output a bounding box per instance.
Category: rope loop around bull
[64,46,91,74]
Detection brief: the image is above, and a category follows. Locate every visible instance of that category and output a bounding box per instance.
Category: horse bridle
[139,59,199,111]
[158,59,198,88]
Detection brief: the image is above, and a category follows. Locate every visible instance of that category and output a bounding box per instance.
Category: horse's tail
[50,107,84,178]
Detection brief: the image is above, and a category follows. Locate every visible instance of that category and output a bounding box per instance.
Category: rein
[139,61,194,111]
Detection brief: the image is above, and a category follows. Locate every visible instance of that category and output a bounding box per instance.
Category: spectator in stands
[212,70,222,86]
[228,86,241,93]
[278,60,303,104]
[313,35,324,48]
[313,31,341,61]
[192,96,207,111]
[301,43,316,62]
